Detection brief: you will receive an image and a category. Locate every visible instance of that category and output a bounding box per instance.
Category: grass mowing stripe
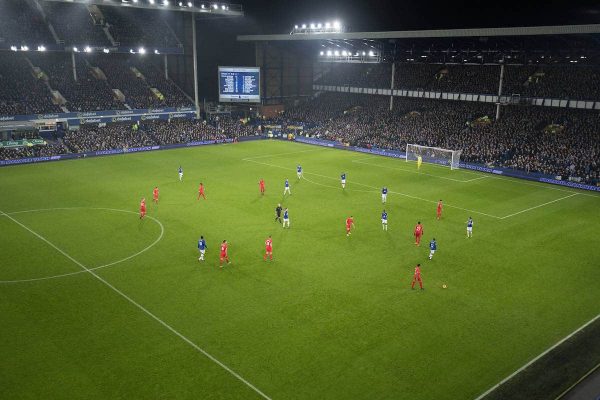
[0,209,273,400]
[499,193,579,219]
[473,312,600,400]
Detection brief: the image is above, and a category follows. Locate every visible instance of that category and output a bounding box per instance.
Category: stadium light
[341,50,347,56]
[333,20,341,30]
[188,1,192,6]
[326,50,332,56]
[73,47,79,52]
[212,3,218,9]
[362,51,366,56]
[37,45,46,52]
[334,50,339,56]
[84,46,92,53]
[294,25,298,29]
[154,49,160,54]
[103,48,110,53]
[21,45,29,51]
[148,0,155,4]
[301,24,306,29]
[133,0,138,2]
[221,4,227,9]
[163,0,169,5]
[10,46,17,51]
[317,23,322,28]
[310,23,315,29]
[178,1,183,6]
[325,22,330,28]
[130,49,135,53]
[368,50,374,57]
[320,51,324,56]
[138,47,146,54]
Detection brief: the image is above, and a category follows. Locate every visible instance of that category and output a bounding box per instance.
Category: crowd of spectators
[317,62,600,100]
[0,1,52,46]
[43,2,110,46]
[285,93,599,184]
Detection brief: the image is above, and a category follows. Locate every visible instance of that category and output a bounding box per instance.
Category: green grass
[0,139,599,400]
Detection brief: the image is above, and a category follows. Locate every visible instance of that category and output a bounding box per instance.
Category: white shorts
[199,249,205,255]
[341,179,346,184]
[382,194,387,201]
[467,227,473,232]
[297,172,302,177]
[429,249,436,254]
[381,219,387,224]
[179,172,183,178]
[283,218,289,222]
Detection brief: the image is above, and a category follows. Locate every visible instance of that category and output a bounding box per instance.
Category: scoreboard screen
[218,66,261,103]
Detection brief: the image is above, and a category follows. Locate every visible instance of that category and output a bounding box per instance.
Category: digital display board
[218,66,261,103]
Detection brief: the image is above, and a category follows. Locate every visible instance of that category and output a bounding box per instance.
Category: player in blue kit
[297,165,303,179]
[283,178,291,195]
[381,210,388,231]
[428,238,437,260]
[466,217,474,238]
[198,236,207,261]
[341,173,346,189]
[283,208,290,228]
[381,187,388,204]
[178,166,183,182]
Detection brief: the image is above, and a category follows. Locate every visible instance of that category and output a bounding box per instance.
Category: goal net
[406,144,462,170]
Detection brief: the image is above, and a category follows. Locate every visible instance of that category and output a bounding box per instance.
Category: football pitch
[1,139,599,400]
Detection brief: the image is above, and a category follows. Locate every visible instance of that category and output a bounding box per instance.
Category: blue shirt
[285,180,289,187]
[297,166,302,172]
[178,167,183,173]
[430,240,437,251]
[382,187,388,194]
[198,239,206,250]
[467,219,473,227]
[341,173,346,180]
[382,212,387,220]
[284,210,289,219]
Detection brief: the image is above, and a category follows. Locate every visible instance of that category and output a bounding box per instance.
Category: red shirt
[437,202,442,212]
[414,266,421,278]
[346,217,354,227]
[220,243,228,255]
[153,188,159,198]
[199,184,204,193]
[140,200,146,210]
[265,238,272,249]
[414,224,423,236]
[259,180,265,188]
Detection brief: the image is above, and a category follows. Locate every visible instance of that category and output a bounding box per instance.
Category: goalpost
[406,144,463,170]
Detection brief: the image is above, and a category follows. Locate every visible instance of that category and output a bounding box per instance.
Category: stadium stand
[43,2,111,46]
[0,1,53,46]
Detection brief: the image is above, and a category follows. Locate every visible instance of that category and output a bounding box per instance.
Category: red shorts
[346,225,351,231]
[220,253,227,258]
[140,208,146,213]
[265,246,272,252]
[153,196,158,200]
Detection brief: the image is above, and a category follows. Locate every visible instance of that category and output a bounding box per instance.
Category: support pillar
[191,14,199,119]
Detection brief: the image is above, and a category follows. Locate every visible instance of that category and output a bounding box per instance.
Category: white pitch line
[0,207,164,283]
[244,158,503,219]
[500,193,579,220]
[352,158,488,183]
[0,210,272,400]
[473,312,600,400]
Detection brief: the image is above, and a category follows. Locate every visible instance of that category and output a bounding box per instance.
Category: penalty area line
[473,312,600,400]
[0,209,272,400]
[500,193,578,220]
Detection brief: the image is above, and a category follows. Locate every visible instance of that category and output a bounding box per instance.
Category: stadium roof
[44,0,243,16]
[238,24,600,41]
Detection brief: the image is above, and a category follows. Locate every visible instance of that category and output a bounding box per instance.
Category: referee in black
[275,204,283,223]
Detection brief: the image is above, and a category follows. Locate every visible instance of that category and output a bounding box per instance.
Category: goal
[406,144,462,170]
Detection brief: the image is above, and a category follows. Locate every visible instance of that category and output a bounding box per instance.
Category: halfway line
[0,210,272,400]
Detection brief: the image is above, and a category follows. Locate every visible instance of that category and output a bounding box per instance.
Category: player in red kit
[197,183,206,200]
[436,200,443,220]
[139,198,146,219]
[152,187,159,204]
[219,240,230,267]
[411,263,423,289]
[259,179,265,195]
[414,221,423,245]
[345,216,355,236]
[264,235,273,261]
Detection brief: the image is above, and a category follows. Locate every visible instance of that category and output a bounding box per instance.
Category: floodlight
[154,49,160,54]
[325,22,330,28]
[301,24,306,29]
[310,23,315,29]
[37,45,46,52]
[163,0,169,5]
[130,49,135,53]
[212,3,218,9]
[138,47,146,54]
[333,20,341,30]
[368,50,374,57]
[294,25,298,29]
[334,50,339,56]
[103,48,110,53]
[10,46,17,51]
[319,51,324,56]
[132,0,138,3]
[326,50,332,56]
[317,23,322,28]
[221,4,227,9]
[341,50,347,56]
[149,0,155,3]
[178,2,183,6]
[73,47,79,52]
[188,1,192,6]
[21,46,29,51]
[84,46,92,53]
[362,51,366,56]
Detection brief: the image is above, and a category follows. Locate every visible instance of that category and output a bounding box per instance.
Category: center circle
[0,207,164,283]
